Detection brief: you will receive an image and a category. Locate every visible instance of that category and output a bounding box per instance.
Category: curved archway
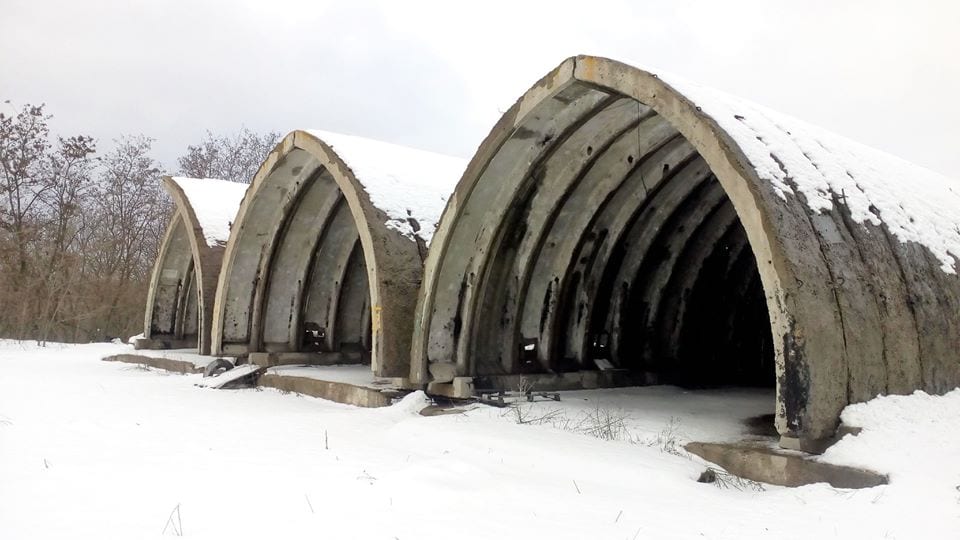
[211,130,464,377]
[411,56,960,449]
[139,176,247,355]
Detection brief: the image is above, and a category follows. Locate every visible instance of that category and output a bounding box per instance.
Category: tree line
[0,101,277,344]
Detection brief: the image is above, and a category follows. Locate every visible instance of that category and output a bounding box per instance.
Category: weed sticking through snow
[503,393,764,491]
[162,504,183,536]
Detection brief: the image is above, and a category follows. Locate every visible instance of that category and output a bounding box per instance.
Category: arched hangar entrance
[411,56,960,450]
[138,176,247,355]
[211,130,464,377]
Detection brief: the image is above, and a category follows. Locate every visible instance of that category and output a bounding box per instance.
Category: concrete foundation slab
[103,352,205,374]
[102,349,236,375]
[259,365,405,407]
[103,352,407,408]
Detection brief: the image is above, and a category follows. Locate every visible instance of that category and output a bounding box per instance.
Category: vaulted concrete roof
[411,56,960,450]
[211,130,465,376]
[141,176,247,355]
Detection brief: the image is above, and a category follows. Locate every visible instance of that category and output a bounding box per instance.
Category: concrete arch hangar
[211,130,465,377]
[411,56,960,451]
[138,176,248,355]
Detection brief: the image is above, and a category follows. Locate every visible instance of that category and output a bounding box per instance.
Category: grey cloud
[1,0,957,176]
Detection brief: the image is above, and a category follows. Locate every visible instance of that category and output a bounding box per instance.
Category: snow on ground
[491,386,774,445]
[308,129,467,244]
[1,341,958,539]
[169,177,249,247]
[824,389,960,491]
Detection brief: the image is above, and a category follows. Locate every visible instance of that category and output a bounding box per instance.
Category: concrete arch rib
[412,56,960,450]
[211,130,464,377]
[138,176,247,355]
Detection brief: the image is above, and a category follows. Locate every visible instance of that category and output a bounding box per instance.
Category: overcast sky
[2,0,958,176]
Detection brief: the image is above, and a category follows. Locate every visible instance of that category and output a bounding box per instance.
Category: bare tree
[33,135,98,343]
[0,103,111,340]
[0,103,51,283]
[0,101,262,344]
[86,135,168,340]
[177,127,279,183]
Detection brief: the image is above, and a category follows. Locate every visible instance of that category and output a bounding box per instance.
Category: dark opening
[588,178,775,389]
[298,241,373,362]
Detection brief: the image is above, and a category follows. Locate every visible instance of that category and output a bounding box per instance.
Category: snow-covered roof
[169,177,248,247]
[661,76,960,274]
[307,129,467,245]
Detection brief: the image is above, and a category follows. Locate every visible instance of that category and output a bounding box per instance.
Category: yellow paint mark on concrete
[372,305,383,333]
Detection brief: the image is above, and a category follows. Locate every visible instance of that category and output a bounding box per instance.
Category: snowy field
[1,341,958,539]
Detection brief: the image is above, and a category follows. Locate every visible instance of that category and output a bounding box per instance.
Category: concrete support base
[686,441,887,488]
[103,353,203,374]
[778,435,835,455]
[248,351,366,368]
[258,373,404,408]
[426,377,476,398]
[778,423,862,454]
[392,377,418,390]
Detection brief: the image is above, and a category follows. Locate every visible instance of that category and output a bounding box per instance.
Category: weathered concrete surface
[248,351,366,368]
[411,55,960,451]
[132,336,195,351]
[686,441,887,489]
[140,177,235,355]
[257,373,401,408]
[211,131,440,378]
[103,353,203,375]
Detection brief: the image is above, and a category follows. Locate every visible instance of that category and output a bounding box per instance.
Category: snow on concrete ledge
[266,364,396,389]
[117,347,222,370]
